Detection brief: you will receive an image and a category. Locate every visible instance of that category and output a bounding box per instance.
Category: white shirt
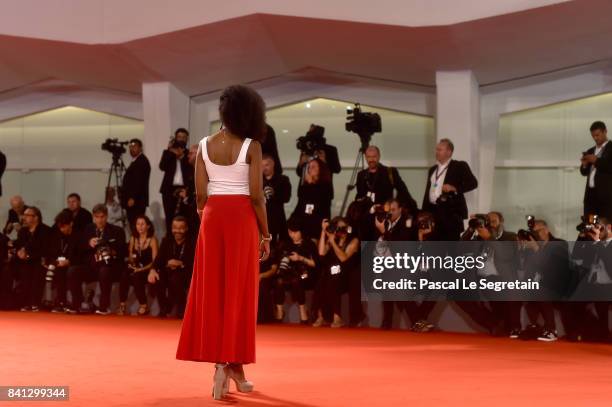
[201,136,251,195]
[429,160,450,205]
[589,140,609,188]
[172,159,184,186]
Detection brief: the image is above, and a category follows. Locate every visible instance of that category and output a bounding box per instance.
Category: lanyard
[433,165,448,188]
[173,241,185,260]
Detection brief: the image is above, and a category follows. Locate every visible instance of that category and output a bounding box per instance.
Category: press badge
[330,265,341,275]
[305,204,315,214]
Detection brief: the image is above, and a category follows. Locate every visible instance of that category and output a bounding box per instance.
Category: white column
[142,82,190,235]
[435,70,482,212]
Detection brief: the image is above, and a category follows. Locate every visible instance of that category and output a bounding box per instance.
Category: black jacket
[46,227,81,267]
[159,150,194,194]
[71,207,93,234]
[121,154,151,208]
[0,150,6,197]
[422,159,478,220]
[580,142,612,215]
[14,223,52,265]
[264,173,291,240]
[79,223,127,265]
[356,164,418,214]
[153,236,195,275]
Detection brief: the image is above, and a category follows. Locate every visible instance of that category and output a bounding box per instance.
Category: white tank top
[201,136,252,196]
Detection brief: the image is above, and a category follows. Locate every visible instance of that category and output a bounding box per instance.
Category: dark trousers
[152,268,189,316]
[493,301,522,332]
[594,302,611,339]
[258,275,275,323]
[0,262,16,309]
[52,266,69,305]
[584,188,612,219]
[526,301,556,331]
[312,272,344,318]
[67,263,118,311]
[17,262,45,307]
[274,275,307,305]
[347,265,365,325]
[119,269,148,304]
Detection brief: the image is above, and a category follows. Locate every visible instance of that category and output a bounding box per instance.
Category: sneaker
[509,329,520,339]
[51,305,66,313]
[20,306,31,312]
[30,306,40,312]
[537,330,558,342]
[95,309,111,316]
[64,307,79,314]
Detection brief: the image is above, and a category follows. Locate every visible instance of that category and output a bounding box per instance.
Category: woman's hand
[260,239,271,262]
[148,270,159,284]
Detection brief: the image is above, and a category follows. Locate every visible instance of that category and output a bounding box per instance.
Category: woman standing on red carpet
[176,85,271,400]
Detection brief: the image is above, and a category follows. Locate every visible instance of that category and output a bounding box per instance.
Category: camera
[370,203,391,223]
[278,252,308,280]
[296,124,326,157]
[94,238,114,264]
[101,138,129,157]
[345,103,382,138]
[576,213,600,234]
[418,219,433,230]
[170,137,187,150]
[326,218,351,235]
[517,215,536,241]
[468,214,488,230]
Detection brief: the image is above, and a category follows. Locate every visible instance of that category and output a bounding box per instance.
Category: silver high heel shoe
[227,363,254,393]
[212,363,229,400]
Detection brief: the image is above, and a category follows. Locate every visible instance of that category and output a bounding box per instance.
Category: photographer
[65,193,92,233]
[356,146,418,214]
[121,139,151,229]
[312,217,359,328]
[422,139,478,241]
[159,128,194,234]
[296,124,341,181]
[45,209,80,313]
[263,153,291,243]
[568,216,612,341]
[290,158,333,239]
[3,195,28,236]
[409,211,439,332]
[581,121,612,218]
[68,204,126,315]
[376,199,417,329]
[14,207,51,312]
[148,216,195,318]
[273,217,318,324]
[520,219,569,341]
[118,215,158,316]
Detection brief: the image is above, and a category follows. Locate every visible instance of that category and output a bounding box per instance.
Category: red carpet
[2,311,612,406]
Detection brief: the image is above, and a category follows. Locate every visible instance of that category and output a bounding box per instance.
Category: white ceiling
[0,0,610,97]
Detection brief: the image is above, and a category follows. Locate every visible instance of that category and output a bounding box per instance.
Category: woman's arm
[318,221,329,256]
[248,140,270,237]
[127,237,135,266]
[195,142,209,212]
[330,237,359,263]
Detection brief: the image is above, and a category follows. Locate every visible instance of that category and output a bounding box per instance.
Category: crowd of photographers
[1,120,611,345]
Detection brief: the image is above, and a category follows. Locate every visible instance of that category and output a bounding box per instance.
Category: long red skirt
[176,195,259,364]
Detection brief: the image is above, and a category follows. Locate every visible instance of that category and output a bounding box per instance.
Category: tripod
[339,133,372,216]
[106,153,127,229]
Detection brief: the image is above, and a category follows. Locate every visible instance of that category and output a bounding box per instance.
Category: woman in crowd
[118,215,158,316]
[312,216,359,328]
[273,216,319,324]
[290,158,333,240]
